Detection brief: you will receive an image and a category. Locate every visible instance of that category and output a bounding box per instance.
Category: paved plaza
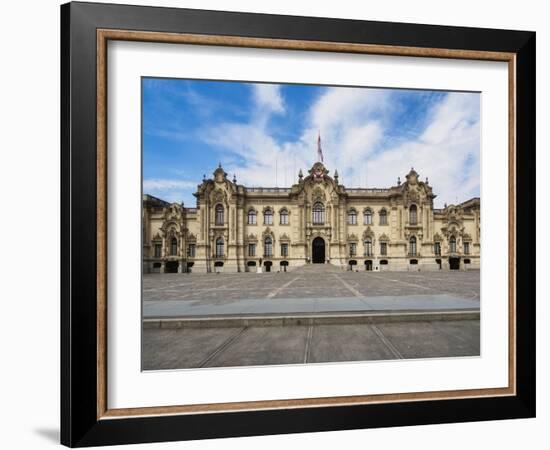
[142,265,480,369]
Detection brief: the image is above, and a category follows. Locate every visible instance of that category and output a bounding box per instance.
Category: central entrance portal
[312,237,326,264]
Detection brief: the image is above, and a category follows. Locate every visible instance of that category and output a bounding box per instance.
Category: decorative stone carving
[362,227,375,239]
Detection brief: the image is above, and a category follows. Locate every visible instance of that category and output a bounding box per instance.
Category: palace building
[143,161,480,274]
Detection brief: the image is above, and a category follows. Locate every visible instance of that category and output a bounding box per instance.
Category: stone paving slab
[143,294,479,318]
[142,319,480,370]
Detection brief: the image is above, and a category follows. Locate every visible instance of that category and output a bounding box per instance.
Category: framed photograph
[61,1,535,447]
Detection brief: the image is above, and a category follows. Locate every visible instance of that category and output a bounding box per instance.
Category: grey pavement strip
[370,324,404,359]
[143,294,479,318]
[197,327,248,368]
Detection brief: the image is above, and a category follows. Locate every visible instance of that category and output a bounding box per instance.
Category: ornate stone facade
[143,163,480,273]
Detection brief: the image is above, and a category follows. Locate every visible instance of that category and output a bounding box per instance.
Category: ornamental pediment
[363,227,375,239]
[279,233,291,242]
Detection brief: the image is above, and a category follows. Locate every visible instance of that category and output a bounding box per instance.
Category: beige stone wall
[142,164,480,273]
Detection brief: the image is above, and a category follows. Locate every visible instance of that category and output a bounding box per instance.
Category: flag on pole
[317,131,324,163]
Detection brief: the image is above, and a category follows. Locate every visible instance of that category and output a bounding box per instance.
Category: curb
[143,309,480,329]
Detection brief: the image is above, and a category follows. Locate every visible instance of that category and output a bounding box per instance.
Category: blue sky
[143,78,480,208]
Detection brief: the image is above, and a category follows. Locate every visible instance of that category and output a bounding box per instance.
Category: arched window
[379,209,388,225]
[215,237,224,257]
[364,238,373,256]
[170,237,178,256]
[264,209,273,225]
[364,209,373,225]
[247,209,257,225]
[264,236,273,257]
[215,204,224,225]
[449,236,457,253]
[312,202,325,225]
[348,209,357,225]
[409,204,417,225]
[409,236,417,256]
[280,209,289,225]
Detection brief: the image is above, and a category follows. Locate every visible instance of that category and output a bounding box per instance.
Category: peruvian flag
[317,131,324,163]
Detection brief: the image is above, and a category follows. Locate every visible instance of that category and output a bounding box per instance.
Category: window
[248,243,256,257]
[348,209,357,225]
[170,237,178,256]
[281,243,289,257]
[215,237,224,257]
[312,202,325,224]
[379,209,388,225]
[364,209,373,225]
[264,237,273,257]
[215,204,224,225]
[464,242,470,254]
[187,244,196,257]
[434,242,441,256]
[280,209,289,225]
[264,209,273,225]
[409,236,417,256]
[449,236,457,253]
[247,209,257,225]
[364,239,373,256]
[409,204,417,225]
[380,242,387,256]
[154,243,162,258]
[349,242,357,257]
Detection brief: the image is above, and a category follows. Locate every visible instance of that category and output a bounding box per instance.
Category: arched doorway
[449,257,460,270]
[165,261,179,273]
[312,237,325,263]
[365,260,373,271]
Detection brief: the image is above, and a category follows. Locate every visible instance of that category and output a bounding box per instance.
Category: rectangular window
[281,243,289,257]
[434,242,441,256]
[380,242,387,256]
[248,243,256,257]
[187,244,196,257]
[280,212,289,225]
[464,242,470,254]
[349,243,357,257]
[154,243,162,258]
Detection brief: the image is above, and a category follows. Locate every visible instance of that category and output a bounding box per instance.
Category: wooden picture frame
[61,1,535,446]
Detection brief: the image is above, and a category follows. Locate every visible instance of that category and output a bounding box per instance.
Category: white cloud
[252,84,285,114]
[363,92,480,206]
[198,87,479,207]
[143,178,197,191]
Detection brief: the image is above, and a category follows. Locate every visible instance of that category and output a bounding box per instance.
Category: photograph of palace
[141,78,481,370]
[143,160,480,274]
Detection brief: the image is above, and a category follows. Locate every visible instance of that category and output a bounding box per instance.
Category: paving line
[331,274,364,298]
[265,276,301,299]
[367,273,433,291]
[198,327,248,368]
[370,324,403,359]
[303,324,314,364]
